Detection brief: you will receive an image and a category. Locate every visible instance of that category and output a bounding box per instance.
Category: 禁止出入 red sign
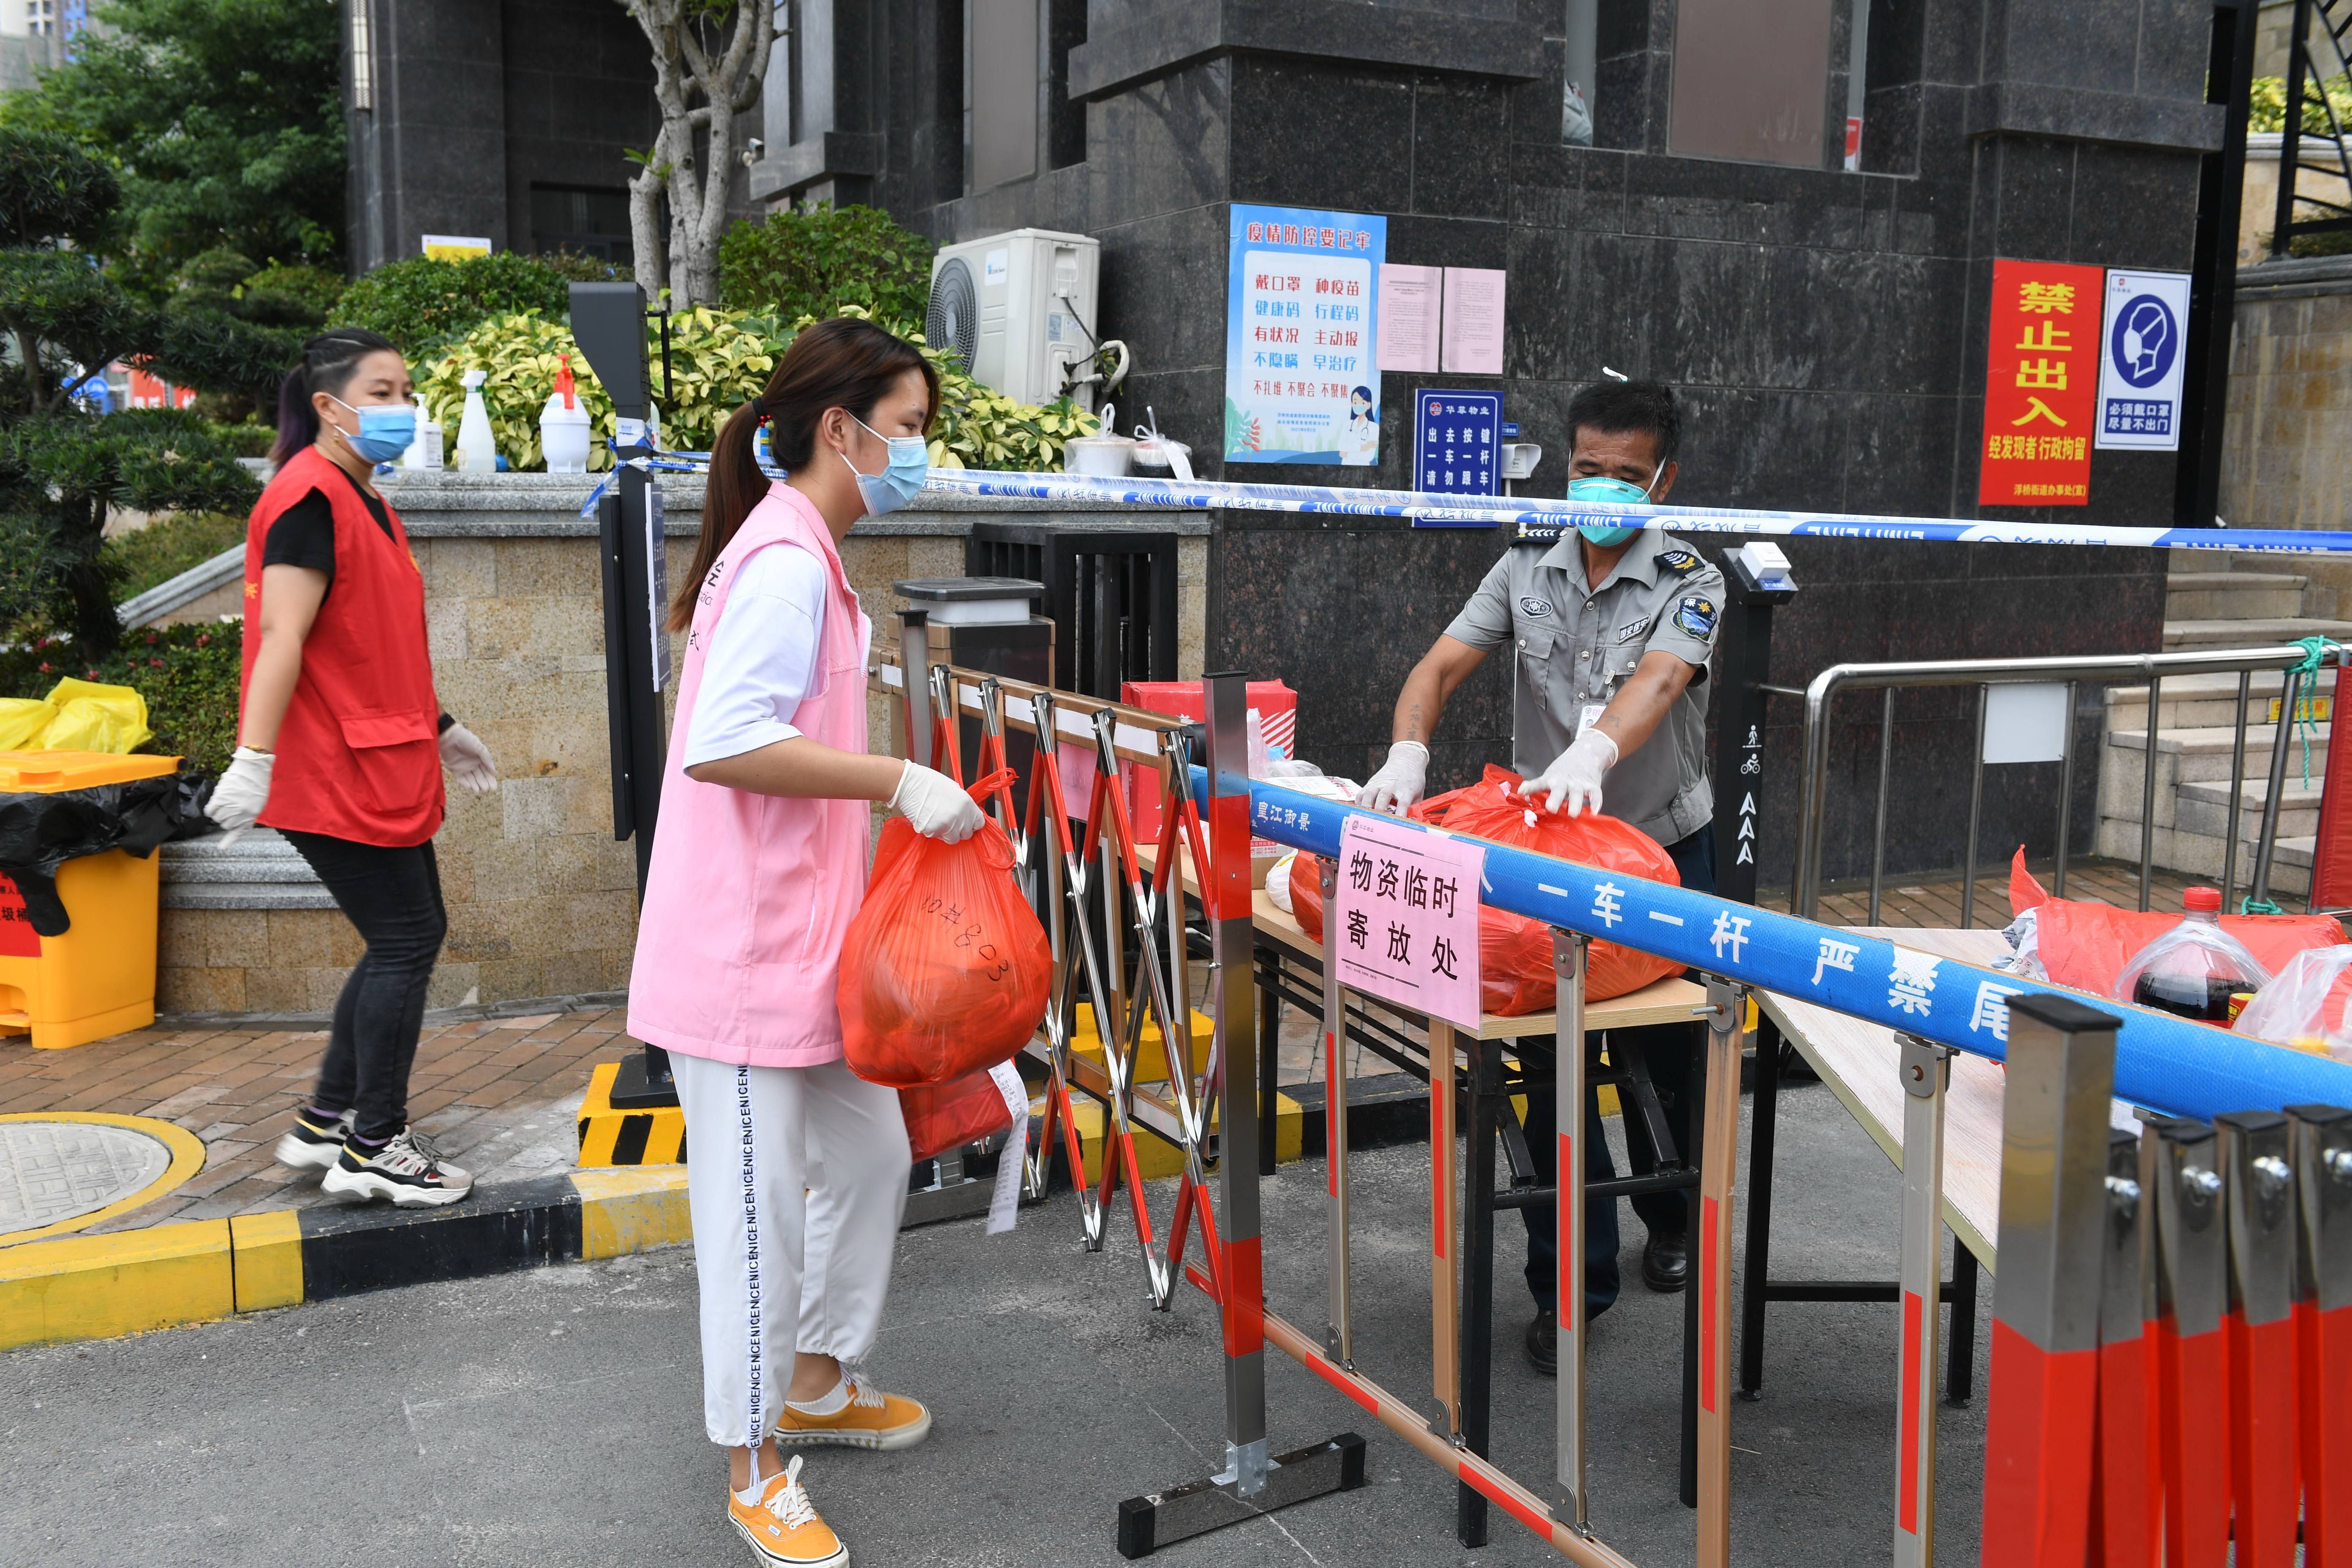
[1978,258,2105,508]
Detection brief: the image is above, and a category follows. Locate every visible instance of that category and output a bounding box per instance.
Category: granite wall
[818,0,2215,885]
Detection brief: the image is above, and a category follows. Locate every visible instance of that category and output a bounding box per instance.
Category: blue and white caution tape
[570,455,2352,557]
[934,467,2352,557]
[1209,771,2352,1122]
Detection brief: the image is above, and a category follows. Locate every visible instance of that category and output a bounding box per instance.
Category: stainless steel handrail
[1792,642,2350,921]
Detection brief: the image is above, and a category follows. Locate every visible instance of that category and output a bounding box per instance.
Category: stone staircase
[2093,553,2352,898]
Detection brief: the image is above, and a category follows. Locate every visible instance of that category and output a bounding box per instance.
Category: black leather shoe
[1525,1310,1557,1376]
[1642,1230,1690,1293]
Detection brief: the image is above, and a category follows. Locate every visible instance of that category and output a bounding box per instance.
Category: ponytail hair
[270,327,403,465]
[671,316,937,631]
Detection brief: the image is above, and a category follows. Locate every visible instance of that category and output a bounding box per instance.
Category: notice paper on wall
[1440,267,1507,376]
[1377,264,1441,372]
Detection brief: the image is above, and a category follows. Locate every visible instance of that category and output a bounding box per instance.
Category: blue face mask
[1565,466,1661,547]
[329,395,417,463]
[841,414,929,515]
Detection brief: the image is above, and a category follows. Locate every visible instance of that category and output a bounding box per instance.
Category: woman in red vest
[208,328,497,1207]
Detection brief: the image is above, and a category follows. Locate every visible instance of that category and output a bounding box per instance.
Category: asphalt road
[3,1076,1987,1567]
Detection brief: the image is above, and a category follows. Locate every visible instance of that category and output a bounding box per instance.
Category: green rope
[2284,635,2336,790]
[2242,895,2284,916]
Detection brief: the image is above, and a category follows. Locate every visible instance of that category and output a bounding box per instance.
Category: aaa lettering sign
[1331,812,1484,1032]
[1978,258,2104,508]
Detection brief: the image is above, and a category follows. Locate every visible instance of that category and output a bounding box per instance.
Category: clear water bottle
[2115,886,2270,1023]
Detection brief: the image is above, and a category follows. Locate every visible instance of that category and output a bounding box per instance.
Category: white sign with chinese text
[1331,813,1485,1031]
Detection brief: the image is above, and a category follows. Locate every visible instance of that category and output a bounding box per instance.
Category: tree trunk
[620,0,773,308]
[59,497,117,659]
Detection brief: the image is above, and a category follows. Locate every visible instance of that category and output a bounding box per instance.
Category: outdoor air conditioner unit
[926,228,1101,408]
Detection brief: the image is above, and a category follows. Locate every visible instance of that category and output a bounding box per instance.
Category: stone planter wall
[158,473,1208,1017]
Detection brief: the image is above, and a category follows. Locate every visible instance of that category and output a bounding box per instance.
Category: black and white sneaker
[321,1128,474,1207]
[274,1108,352,1172]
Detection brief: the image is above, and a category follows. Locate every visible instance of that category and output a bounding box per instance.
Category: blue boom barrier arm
[1201,770,2352,1123]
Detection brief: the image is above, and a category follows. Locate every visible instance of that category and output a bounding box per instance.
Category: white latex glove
[1523,729,1618,817]
[208,747,274,846]
[1355,741,1430,816]
[439,720,498,792]
[891,760,984,843]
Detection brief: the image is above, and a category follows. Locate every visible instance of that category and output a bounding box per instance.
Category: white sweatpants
[673,1053,912,1448]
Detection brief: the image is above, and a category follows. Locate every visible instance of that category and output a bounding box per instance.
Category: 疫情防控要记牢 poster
[1225,205,1386,467]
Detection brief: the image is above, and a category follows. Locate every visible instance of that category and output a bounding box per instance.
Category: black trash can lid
[893,577,1045,602]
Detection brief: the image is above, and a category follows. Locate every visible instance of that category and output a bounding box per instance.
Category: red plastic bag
[898,1070,1019,1162]
[839,770,1053,1088]
[2008,848,2345,997]
[1293,767,1683,1013]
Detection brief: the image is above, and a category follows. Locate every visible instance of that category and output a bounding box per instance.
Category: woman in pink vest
[627,317,980,1568]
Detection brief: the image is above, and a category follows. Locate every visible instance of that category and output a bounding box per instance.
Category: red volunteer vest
[240,446,444,846]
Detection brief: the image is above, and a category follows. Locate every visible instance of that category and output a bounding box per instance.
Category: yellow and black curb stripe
[3,1072,1447,1353]
[576,1059,687,1166]
[0,1167,690,1353]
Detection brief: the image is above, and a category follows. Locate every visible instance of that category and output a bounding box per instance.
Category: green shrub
[333,253,579,357]
[0,622,240,775]
[2250,73,2352,135]
[719,204,934,329]
[102,510,245,602]
[411,302,1095,473]
[414,306,781,471]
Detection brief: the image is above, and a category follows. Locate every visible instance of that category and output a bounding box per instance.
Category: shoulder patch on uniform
[1673,595,1718,639]
[1656,548,1703,575]
[1518,596,1554,619]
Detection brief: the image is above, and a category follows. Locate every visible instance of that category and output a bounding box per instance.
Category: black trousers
[1520,825,1715,1318]
[281,830,449,1142]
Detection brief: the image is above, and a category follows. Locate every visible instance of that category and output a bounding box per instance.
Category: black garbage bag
[0,770,216,936]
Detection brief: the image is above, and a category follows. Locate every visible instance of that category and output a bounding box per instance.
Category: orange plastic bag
[1293,767,1683,1013]
[839,770,1053,1088]
[898,1071,1018,1162]
[2008,848,2345,997]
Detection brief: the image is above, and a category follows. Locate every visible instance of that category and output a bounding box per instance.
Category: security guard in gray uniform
[1357,378,1720,1374]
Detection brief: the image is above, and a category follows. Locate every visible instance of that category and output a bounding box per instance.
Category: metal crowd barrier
[878,656,2352,1563]
[1789,642,2352,926]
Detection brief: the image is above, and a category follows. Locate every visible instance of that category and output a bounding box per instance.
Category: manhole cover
[0,1119,172,1235]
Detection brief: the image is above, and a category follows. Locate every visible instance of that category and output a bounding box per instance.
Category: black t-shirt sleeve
[261,488,336,579]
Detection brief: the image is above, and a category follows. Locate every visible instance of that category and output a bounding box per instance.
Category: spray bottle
[403,392,444,470]
[539,354,591,473]
[455,368,498,472]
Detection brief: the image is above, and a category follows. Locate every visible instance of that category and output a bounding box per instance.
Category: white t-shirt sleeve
[681,544,828,768]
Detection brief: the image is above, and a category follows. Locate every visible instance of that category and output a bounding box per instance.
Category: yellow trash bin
[0,750,180,1050]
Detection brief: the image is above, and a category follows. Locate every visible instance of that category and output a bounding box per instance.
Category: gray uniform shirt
[1443,530,1724,848]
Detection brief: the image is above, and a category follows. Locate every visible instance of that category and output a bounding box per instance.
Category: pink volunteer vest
[626,482,873,1067]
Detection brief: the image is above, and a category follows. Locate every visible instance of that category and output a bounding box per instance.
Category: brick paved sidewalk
[0,1007,635,1236]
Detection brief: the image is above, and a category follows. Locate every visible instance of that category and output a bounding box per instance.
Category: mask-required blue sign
[1225,205,1386,466]
[2093,268,2189,452]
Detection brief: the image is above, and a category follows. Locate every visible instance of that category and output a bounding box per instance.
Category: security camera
[741,138,766,168]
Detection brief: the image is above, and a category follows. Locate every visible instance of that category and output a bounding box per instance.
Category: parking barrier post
[2148,1113,2231,1568]
[1323,857,1355,1364]
[1113,671,1367,1556]
[2218,1111,2300,1568]
[1694,976,1745,1568]
[1979,994,2115,1568]
[1892,1032,1950,1568]
[2091,1126,2156,1568]
[2289,1102,2352,1568]
[1555,930,1591,1532]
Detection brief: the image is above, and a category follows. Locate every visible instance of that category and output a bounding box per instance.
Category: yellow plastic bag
[0,678,153,755]
[0,699,51,751]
